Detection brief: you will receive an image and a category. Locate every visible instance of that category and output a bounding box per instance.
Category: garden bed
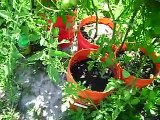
[0,0,160,120]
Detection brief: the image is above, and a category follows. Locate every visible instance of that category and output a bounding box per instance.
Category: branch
[91,0,98,39]
[106,0,115,20]
[118,9,139,52]
[51,0,59,9]
[36,0,60,12]
[105,0,115,42]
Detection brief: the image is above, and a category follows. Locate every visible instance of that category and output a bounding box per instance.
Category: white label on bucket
[73,103,88,109]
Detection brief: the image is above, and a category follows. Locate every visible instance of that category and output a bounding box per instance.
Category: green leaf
[141,88,149,97]
[96,114,103,120]
[122,70,130,78]
[21,26,29,34]
[149,91,156,101]
[145,101,154,110]
[13,0,17,9]
[150,109,156,115]
[64,82,79,96]
[0,18,5,26]
[1,47,8,55]
[35,19,47,25]
[93,0,99,7]
[27,51,44,61]
[47,65,60,83]
[62,14,67,24]
[105,78,118,92]
[153,26,160,35]
[123,55,131,63]
[133,0,143,10]
[115,0,120,5]
[40,37,47,46]
[3,65,9,77]
[11,44,22,59]
[146,45,154,54]
[0,10,11,20]
[123,90,131,101]
[52,27,59,37]
[88,29,92,37]
[131,98,140,105]
[51,16,57,24]
[87,61,95,71]
[156,98,160,105]
[29,34,40,42]
[105,57,114,67]
[49,50,70,58]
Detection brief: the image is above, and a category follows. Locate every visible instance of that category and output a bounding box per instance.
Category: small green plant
[118,49,156,79]
[87,35,115,78]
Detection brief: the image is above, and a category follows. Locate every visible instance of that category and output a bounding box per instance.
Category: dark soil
[70,59,114,92]
[118,51,156,79]
[30,42,45,53]
[80,23,113,43]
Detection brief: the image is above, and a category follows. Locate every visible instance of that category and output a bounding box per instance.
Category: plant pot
[77,16,114,50]
[115,44,160,89]
[47,10,77,49]
[39,8,77,49]
[66,49,120,109]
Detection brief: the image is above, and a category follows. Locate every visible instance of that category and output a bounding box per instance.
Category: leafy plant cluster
[67,84,160,120]
[0,0,159,119]
[63,0,160,120]
[118,50,156,79]
[0,0,71,119]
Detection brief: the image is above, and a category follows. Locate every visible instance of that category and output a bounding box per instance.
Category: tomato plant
[0,0,159,119]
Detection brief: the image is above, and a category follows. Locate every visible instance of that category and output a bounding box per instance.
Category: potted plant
[63,0,160,118]
[115,43,160,89]
[47,11,77,49]
[39,0,77,49]
[104,0,160,89]
[66,48,120,109]
[77,16,114,50]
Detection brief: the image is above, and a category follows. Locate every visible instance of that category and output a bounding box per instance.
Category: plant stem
[36,0,60,12]
[113,3,132,41]
[51,0,59,9]
[104,0,116,42]
[116,1,133,21]
[91,0,98,39]
[118,9,139,52]
[105,0,115,20]
[85,94,99,110]
[111,22,116,42]
[31,0,35,13]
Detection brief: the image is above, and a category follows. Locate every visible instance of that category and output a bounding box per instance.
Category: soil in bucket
[70,58,114,92]
[117,50,156,79]
[80,23,113,44]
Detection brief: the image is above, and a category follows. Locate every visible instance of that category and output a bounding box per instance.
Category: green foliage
[63,0,160,120]
[0,0,160,119]
[0,25,21,120]
[87,35,115,74]
[0,0,71,118]
[66,82,160,120]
